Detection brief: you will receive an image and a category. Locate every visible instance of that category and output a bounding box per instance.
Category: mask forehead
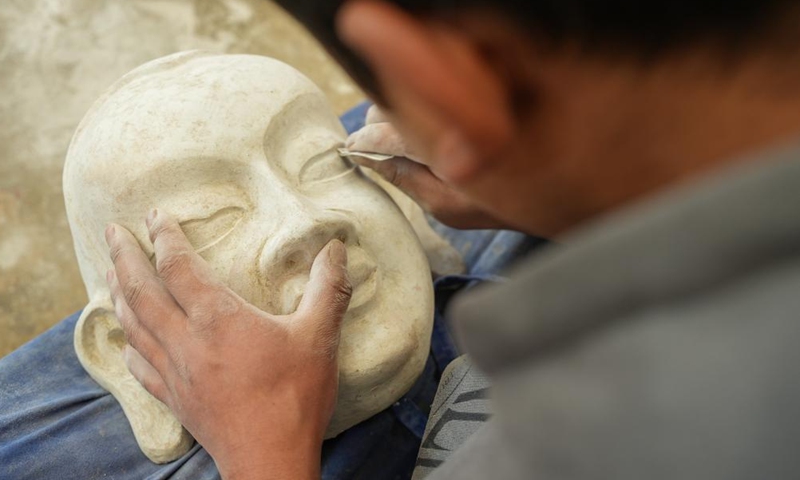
[73,54,330,175]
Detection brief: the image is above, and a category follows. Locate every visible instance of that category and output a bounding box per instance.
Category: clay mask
[63,51,434,463]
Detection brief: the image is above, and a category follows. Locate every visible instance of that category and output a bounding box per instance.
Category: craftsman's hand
[347,105,507,229]
[105,210,351,480]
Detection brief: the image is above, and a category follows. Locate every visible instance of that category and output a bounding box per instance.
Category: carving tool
[337,148,395,162]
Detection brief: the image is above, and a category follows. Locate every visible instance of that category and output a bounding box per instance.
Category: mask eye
[179,206,245,254]
[298,147,354,184]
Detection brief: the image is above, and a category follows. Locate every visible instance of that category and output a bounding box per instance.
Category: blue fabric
[338,101,372,135]
[0,103,545,480]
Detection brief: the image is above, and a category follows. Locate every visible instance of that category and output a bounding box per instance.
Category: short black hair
[276,0,797,99]
[395,0,796,55]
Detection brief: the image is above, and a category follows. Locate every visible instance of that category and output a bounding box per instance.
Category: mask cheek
[277,273,309,316]
[222,250,281,315]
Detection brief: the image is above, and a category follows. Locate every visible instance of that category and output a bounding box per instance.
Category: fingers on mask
[123,345,170,406]
[106,224,184,345]
[107,269,170,376]
[294,239,352,355]
[147,210,224,315]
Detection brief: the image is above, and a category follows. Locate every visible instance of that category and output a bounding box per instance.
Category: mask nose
[258,206,357,288]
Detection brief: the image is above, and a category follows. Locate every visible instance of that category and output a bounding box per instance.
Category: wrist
[215,433,323,480]
[220,460,319,480]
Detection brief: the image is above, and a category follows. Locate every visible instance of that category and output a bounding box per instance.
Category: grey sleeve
[424,421,532,480]
[413,356,493,480]
[421,258,800,480]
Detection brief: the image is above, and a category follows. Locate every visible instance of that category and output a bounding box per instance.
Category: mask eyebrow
[261,92,347,176]
[118,157,251,249]
[123,156,250,200]
[261,93,318,163]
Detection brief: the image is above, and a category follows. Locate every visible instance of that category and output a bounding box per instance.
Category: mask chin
[74,297,194,463]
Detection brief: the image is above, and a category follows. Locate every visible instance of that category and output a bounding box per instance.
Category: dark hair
[397,1,796,54]
[275,0,797,99]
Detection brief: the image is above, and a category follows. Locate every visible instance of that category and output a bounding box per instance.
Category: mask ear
[74,298,194,463]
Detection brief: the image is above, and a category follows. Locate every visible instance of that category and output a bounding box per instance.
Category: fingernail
[328,239,347,267]
[106,269,114,284]
[146,208,158,229]
[105,224,116,245]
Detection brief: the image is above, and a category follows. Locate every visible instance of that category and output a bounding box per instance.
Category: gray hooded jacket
[420,142,800,480]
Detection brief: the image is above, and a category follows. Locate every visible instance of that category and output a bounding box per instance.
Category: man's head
[281,0,800,236]
[64,51,434,462]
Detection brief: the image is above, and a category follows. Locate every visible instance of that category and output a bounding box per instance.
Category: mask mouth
[278,244,378,316]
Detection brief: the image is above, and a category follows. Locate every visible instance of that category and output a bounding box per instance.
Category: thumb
[346,122,421,162]
[355,154,445,211]
[294,240,352,351]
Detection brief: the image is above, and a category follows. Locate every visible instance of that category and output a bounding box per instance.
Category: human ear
[74,298,194,463]
[336,0,515,183]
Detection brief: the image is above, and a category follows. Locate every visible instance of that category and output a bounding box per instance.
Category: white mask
[64,51,434,463]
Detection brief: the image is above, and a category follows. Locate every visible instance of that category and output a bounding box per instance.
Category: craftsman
[5,0,800,478]
[109,0,800,476]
